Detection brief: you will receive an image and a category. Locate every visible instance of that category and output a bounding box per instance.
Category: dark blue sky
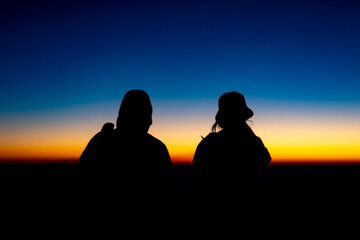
[1,0,360,112]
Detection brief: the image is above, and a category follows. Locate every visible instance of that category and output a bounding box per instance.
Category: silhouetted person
[77,90,174,207]
[192,92,271,208]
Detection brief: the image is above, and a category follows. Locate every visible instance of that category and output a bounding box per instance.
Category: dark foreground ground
[1,162,360,220]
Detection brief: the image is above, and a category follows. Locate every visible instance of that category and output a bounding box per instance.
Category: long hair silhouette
[116,89,153,133]
[77,90,174,207]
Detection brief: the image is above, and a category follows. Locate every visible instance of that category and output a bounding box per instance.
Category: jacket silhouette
[192,92,271,205]
[77,90,174,205]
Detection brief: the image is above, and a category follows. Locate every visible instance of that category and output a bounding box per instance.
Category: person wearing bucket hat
[213,91,254,132]
[192,91,271,208]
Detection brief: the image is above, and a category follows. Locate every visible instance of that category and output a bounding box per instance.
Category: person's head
[116,89,153,133]
[212,91,253,132]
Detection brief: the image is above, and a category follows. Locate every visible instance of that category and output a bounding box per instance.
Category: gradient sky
[1,0,360,163]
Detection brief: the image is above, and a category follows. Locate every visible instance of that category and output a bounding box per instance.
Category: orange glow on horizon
[1,135,360,164]
[1,100,359,165]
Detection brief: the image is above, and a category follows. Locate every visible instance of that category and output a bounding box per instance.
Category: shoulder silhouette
[192,91,271,207]
[77,90,174,207]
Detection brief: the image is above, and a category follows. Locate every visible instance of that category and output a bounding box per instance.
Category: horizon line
[1,157,360,165]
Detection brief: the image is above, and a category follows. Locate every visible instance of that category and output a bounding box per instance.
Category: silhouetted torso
[192,124,271,205]
[77,127,174,205]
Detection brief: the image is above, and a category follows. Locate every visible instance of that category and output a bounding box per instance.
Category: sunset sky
[1,0,359,164]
